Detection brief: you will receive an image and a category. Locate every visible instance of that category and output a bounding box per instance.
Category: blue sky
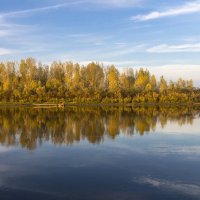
[0,0,200,84]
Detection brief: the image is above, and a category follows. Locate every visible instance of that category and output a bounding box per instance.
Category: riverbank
[0,102,200,108]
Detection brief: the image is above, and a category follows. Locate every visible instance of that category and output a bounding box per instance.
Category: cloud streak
[138,177,200,197]
[88,0,143,7]
[0,30,9,37]
[0,0,143,21]
[0,48,12,56]
[147,43,200,53]
[0,1,83,20]
[131,1,200,21]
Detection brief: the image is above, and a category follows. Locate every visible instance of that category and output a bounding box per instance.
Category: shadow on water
[0,106,199,150]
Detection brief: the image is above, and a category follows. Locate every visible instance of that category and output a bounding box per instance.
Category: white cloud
[138,177,200,197]
[0,30,9,37]
[0,0,143,22]
[89,0,143,7]
[154,146,200,155]
[79,60,141,67]
[147,43,200,53]
[0,24,33,39]
[114,42,128,46]
[0,48,12,55]
[97,44,146,59]
[131,1,200,21]
[79,60,119,66]
[0,1,83,20]
[147,65,200,86]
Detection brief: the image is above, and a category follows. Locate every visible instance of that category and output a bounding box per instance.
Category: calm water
[0,106,200,200]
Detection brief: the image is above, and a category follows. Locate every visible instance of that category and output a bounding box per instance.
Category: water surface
[0,106,200,200]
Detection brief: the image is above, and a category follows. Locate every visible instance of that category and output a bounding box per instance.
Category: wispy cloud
[0,30,9,37]
[88,0,143,7]
[0,1,83,19]
[97,44,146,59]
[0,48,12,56]
[0,24,34,40]
[131,1,200,21]
[79,60,140,67]
[137,177,200,197]
[0,0,143,21]
[151,145,200,155]
[147,43,200,53]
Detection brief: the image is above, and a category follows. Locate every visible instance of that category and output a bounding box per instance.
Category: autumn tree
[134,68,150,91]
[0,58,199,104]
[159,76,168,93]
[108,65,121,98]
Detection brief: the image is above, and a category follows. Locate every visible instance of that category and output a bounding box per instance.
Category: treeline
[0,106,198,149]
[0,58,200,103]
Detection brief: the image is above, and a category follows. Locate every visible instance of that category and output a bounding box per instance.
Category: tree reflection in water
[0,106,199,150]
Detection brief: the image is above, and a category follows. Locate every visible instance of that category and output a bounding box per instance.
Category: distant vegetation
[0,58,200,104]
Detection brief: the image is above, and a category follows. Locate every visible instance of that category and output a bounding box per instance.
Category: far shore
[0,102,200,108]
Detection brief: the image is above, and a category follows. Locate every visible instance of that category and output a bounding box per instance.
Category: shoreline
[0,102,200,108]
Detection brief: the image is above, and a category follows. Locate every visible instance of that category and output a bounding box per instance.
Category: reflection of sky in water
[137,177,200,198]
[0,108,200,199]
[156,118,200,134]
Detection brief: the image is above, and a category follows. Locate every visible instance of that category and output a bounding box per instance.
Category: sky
[0,0,200,85]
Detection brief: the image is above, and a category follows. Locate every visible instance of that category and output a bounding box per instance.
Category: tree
[0,58,199,103]
[149,75,157,91]
[159,76,167,93]
[134,68,150,91]
[108,65,121,97]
